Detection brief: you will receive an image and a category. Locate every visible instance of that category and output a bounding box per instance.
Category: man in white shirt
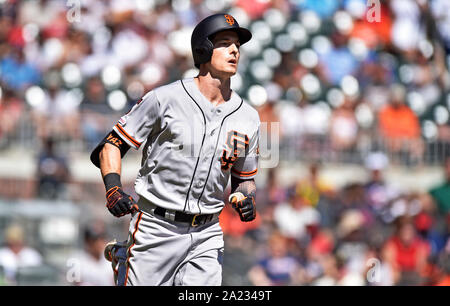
[0,224,43,284]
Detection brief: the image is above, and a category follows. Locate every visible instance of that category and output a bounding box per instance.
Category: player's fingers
[239,208,249,216]
[241,209,252,218]
[242,208,256,220]
[109,207,123,218]
[242,212,255,221]
[240,202,253,212]
[117,200,132,215]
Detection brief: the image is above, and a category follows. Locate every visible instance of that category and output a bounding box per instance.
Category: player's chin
[223,64,238,76]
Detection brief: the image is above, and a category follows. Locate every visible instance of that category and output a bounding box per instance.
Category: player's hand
[105,186,139,218]
[230,193,256,222]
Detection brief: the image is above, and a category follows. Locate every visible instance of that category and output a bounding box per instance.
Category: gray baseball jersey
[113,77,260,214]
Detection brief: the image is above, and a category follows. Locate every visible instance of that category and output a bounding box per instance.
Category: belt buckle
[191,214,200,227]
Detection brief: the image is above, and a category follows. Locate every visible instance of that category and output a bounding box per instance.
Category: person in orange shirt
[378,84,424,164]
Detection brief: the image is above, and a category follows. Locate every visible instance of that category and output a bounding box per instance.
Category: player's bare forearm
[99,143,138,216]
[230,176,257,222]
[230,176,256,199]
[99,143,122,177]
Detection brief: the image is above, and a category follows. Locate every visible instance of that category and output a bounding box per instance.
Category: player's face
[209,31,241,77]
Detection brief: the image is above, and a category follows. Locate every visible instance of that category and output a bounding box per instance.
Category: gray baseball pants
[116,199,224,286]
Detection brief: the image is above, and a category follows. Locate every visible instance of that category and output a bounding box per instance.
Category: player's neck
[194,72,232,107]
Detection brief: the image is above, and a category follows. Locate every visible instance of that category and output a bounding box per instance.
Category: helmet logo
[224,15,235,26]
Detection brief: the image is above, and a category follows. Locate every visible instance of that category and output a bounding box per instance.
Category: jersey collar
[181,78,242,120]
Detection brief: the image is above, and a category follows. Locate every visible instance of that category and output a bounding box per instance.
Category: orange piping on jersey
[115,124,141,148]
[124,211,143,286]
[231,168,258,177]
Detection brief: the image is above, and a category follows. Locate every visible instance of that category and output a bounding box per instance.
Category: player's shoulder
[153,79,183,95]
[148,79,189,104]
[137,79,183,107]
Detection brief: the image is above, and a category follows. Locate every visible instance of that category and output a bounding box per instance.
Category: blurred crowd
[221,156,450,286]
[0,0,449,162]
[1,0,450,286]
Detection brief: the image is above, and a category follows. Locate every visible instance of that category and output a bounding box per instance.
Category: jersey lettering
[221,130,249,170]
[107,133,123,147]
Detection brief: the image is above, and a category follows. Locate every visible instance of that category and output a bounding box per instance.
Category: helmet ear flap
[194,38,214,67]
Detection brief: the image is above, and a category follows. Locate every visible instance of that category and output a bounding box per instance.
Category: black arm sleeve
[90,130,131,168]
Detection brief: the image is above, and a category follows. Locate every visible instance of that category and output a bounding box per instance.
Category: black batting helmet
[191,13,252,68]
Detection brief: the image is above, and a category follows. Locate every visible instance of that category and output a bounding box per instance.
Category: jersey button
[196,180,204,188]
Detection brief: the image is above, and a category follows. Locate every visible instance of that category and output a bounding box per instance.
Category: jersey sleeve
[231,122,260,180]
[112,91,160,150]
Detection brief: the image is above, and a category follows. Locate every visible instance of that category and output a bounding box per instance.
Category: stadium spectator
[359,54,395,111]
[273,188,320,242]
[248,232,304,285]
[429,157,450,215]
[0,223,43,285]
[430,0,450,54]
[80,76,113,148]
[378,84,424,164]
[382,217,431,285]
[254,168,286,228]
[335,209,370,285]
[329,98,359,153]
[363,152,399,214]
[0,47,41,90]
[435,255,450,286]
[35,137,71,200]
[350,1,392,48]
[0,87,24,147]
[295,163,334,208]
[378,85,420,140]
[256,99,280,140]
[414,211,447,258]
[29,75,81,141]
[236,0,271,20]
[68,223,114,286]
[297,0,339,19]
[311,253,340,286]
[319,33,358,86]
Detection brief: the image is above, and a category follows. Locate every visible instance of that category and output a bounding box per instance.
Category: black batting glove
[105,186,139,218]
[103,173,139,218]
[232,195,256,222]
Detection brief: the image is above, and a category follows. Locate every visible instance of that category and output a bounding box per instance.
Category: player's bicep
[113,90,161,150]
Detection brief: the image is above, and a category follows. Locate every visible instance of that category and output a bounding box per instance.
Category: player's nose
[229,43,239,55]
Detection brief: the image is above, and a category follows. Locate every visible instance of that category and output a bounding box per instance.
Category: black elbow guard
[90,130,131,168]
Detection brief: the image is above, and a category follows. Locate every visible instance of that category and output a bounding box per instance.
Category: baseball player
[90,13,260,286]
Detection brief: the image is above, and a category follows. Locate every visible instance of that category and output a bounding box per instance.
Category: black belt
[153,207,217,227]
